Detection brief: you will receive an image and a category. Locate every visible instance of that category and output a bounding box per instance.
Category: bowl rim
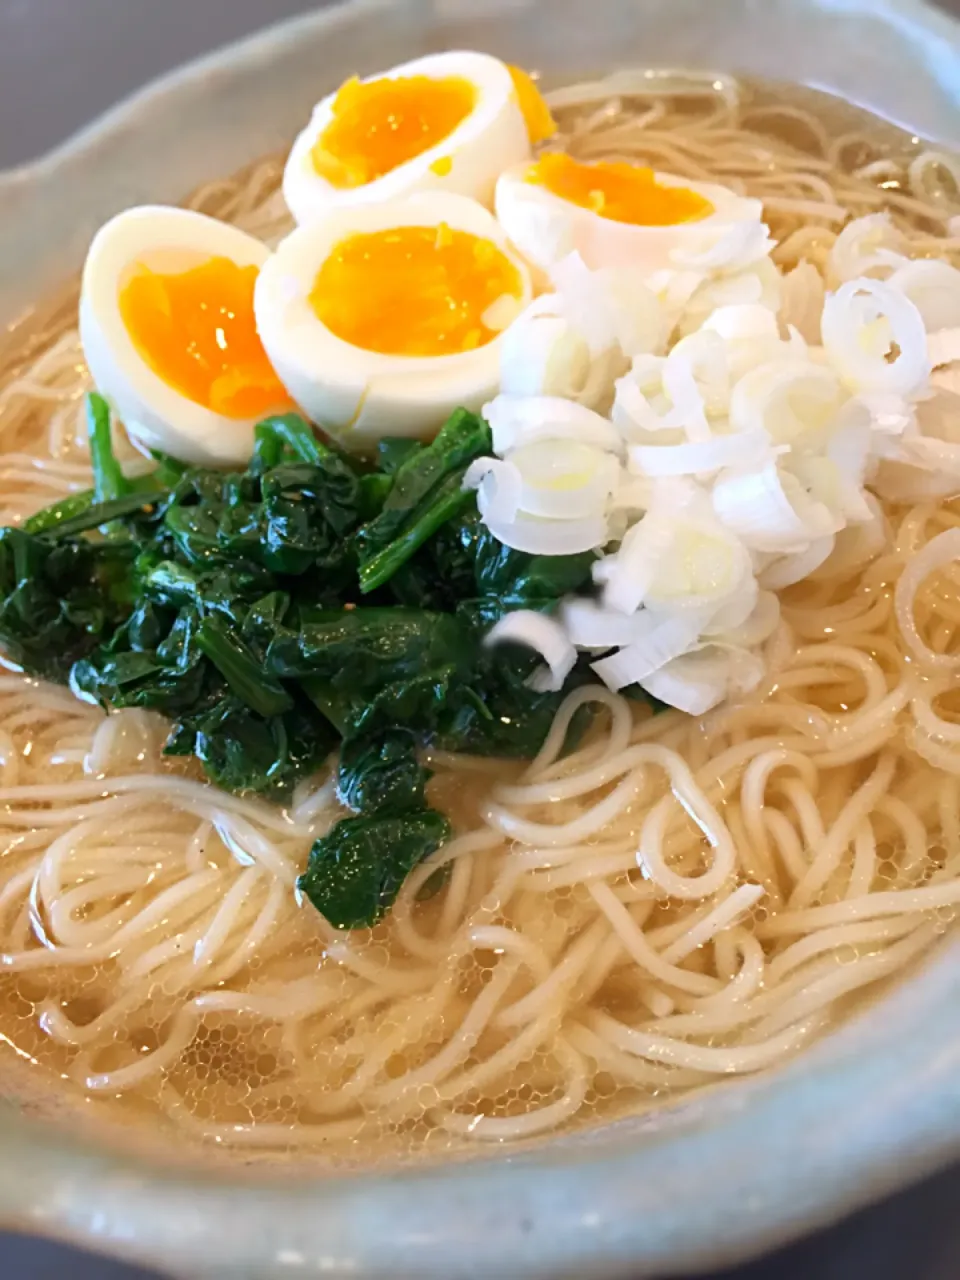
[3,1,960,1277]
[3,0,960,186]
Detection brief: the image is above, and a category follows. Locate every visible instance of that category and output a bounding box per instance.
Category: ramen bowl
[3,1,960,1277]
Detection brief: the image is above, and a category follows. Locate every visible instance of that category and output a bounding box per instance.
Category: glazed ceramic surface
[2,2,960,1277]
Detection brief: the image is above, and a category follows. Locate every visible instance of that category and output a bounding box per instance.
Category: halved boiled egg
[495,152,766,275]
[80,206,291,466]
[255,193,533,446]
[282,51,555,225]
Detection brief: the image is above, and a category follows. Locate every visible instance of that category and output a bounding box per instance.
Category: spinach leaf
[0,529,136,681]
[140,557,275,618]
[253,412,327,465]
[386,508,482,611]
[259,461,360,575]
[437,639,591,759]
[390,509,595,620]
[184,694,336,797]
[158,439,364,585]
[471,520,596,618]
[267,607,473,736]
[71,603,212,715]
[356,409,491,592]
[337,728,429,815]
[196,614,293,718]
[299,808,450,929]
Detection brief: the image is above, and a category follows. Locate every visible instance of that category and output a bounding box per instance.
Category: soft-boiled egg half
[282,51,556,225]
[255,192,533,445]
[80,206,291,466]
[495,152,765,274]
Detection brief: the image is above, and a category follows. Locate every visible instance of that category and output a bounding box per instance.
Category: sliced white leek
[827,214,907,286]
[821,277,929,398]
[462,457,522,524]
[927,327,960,369]
[510,440,620,520]
[593,511,671,616]
[778,261,826,345]
[597,479,756,622]
[483,611,577,693]
[887,259,960,334]
[677,257,782,338]
[483,395,624,456]
[871,384,960,500]
[702,302,780,344]
[612,362,688,442]
[707,590,781,647]
[481,507,609,556]
[640,644,765,716]
[629,428,772,479]
[590,611,707,691]
[810,494,888,578]
[712,461,836,551]
[666,329,731,416]
[730,357,843,445]
[660,344,712,441]
[647,510,755,619]
[670,216,772,273]
[714,457,844,554]
[549,251,664,358]
[561,599,660,650]
[872,457,960,504]
[612,337,729,445]
[701,302,786,384]
[463,205,959,723]
[822,416,875,520]
[648,266,706,332]
[758,534,836,590]
[499,295,626,408]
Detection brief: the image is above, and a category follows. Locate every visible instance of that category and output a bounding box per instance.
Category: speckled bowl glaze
[2,2,960,1277]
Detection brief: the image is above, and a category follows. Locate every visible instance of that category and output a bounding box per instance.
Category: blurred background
[1,0,960,1275]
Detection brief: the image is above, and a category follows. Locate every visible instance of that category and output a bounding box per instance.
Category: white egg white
[254,192,533,447]
[80,206,287,466]
[283,51,532,225]
[495,164,766,276]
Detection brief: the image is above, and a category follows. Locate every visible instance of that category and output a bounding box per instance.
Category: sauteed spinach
[0,395,609,927]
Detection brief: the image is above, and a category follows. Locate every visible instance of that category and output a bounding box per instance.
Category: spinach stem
[255,414,328,465]
[196,615,294,718]
[31,490,167,539]
[87,392,128,502]
[359,476,472,593]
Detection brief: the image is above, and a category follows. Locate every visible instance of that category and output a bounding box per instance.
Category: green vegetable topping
[298,809,451,931]
[0,397,648,929]
[88,391,129,503]
[356,407,491,592]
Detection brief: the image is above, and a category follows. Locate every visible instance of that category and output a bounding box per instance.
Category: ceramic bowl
[2,2,960,1277]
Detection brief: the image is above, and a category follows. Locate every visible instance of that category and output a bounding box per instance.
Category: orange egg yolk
[311,74,477,189]
[507,65,557,143]
[528,152,713,225]
[119,257,288,419]
[309,224,523,357]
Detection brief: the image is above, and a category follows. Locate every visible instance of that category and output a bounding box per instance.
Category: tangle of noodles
[1,74,960,1166]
